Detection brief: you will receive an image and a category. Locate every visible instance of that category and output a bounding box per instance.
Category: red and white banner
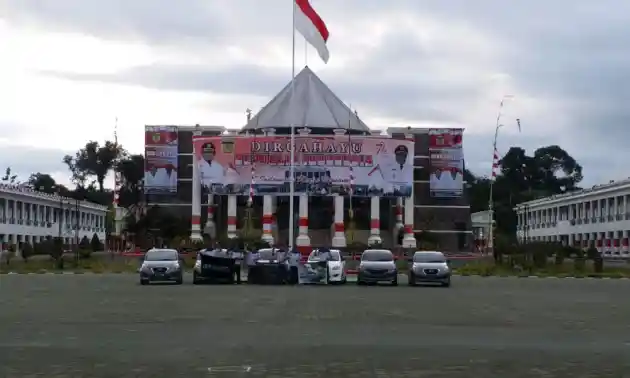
[144,126,178,194]
[193,135,414,197]
[429,128,464,198]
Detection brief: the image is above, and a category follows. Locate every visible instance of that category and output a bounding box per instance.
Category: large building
[514,178,630,257]
[144,67,472,252]
[0,184,108,253]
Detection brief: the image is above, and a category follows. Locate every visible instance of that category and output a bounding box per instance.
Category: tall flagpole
[288,0,297,250]
[487,95,514,254]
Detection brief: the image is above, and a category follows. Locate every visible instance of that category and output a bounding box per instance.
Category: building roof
[513,177,630,210]
[242,66,370,132]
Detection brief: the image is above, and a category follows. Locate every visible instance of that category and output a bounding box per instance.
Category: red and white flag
[294,0,330,63]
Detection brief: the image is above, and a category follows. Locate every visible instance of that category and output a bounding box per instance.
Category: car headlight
[140,264,152,272]
[194,260,201,269]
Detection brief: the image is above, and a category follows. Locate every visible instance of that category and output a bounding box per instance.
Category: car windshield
[308,250,340,261]
[361,250,393,262]
[413,252,446,263]
[257,249,278,260]
[145,250,178,261]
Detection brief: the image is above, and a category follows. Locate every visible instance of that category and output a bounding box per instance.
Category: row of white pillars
[195,192,416,248]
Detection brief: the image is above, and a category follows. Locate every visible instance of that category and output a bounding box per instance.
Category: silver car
[139,248,184,285]
[408,251,451,287]
[357,249,398,286]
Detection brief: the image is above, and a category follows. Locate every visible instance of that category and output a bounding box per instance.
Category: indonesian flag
[294,0,330,63]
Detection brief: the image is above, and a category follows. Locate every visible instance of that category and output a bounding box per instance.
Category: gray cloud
[0,144,72,184]
[3,0,629,186]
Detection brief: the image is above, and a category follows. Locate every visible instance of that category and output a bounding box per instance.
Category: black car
[192,249,243,284]
[356,249,398,286]
[247,248,297,285]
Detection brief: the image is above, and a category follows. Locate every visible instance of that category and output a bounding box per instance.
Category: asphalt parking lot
[1,274,630,377]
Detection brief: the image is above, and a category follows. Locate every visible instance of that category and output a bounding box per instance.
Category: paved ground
[1,274,630,377]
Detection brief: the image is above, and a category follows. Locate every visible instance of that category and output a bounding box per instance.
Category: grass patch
[1,255,139,274]
[454,259,630,278]
[1,253,201,274]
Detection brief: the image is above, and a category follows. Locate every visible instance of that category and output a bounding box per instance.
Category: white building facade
[514,179,630,257]
[0,184,108,250]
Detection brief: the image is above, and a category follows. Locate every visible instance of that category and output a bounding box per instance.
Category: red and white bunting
[491,148,500,180]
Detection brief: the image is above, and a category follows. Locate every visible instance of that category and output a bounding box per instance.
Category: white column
[614,230,621,253]
[190,131,203,241]
[332,195,346,247]
[261,195,274,244]
[622,230,629,256]
[204,194,215,239]
[227,195,237,239]
[402,196,416,248]
[271,197,278,241]
[367,196,381,245]
[394,197,404,238]
[296,193,310,247]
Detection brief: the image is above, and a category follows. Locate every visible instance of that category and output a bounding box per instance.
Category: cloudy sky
[1,0,628,187]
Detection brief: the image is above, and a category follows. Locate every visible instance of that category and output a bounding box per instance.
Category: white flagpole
[487,94,514,254]
[288,0,297,250]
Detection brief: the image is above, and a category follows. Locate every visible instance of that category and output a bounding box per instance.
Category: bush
[573,249,586,272]
[90,233,103,252]
[51,237,64,269]
[79,236,90,249]
[21,243,34,262]
[79,247,92,259]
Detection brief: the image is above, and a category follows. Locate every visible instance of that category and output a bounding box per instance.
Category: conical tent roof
[242,66,369,132]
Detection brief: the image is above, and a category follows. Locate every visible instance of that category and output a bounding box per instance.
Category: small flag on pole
[516,118,521,133]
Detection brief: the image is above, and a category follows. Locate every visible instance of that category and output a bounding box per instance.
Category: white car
[306,249,347,284]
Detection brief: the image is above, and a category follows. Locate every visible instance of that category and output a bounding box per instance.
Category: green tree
[466,145,583,237]
[63,140,124,191]
[115,154,145,209]
[27,173,60,194]
[1,167,17,184]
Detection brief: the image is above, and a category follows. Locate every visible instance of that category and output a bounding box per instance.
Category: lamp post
[74,196,80,265]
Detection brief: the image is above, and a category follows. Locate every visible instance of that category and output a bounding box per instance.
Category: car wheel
[357,276,365,285]
[408,274,415,286]
[442,279,451,288]
[392,278,398,286]
[192,272,200,285]
[140,279,148,286]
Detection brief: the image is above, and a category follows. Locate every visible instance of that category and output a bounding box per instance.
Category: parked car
[356,249,397,286]
[304,248,347,284]
[138,248,183,285]
[247,248,296,285]
[408,251,451,287]
[193,248,244,284]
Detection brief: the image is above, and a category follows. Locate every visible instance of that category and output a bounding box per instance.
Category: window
[361,250,393,261]
[413,252,446,263]
[145,249,178,261]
